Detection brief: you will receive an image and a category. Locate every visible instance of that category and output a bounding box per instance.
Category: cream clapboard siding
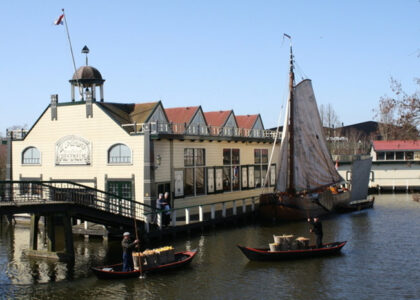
[369,164,420,188]
[154,140,171,183]
[12,103,145,203]
[337,163,420,189]
[154,139,279,209]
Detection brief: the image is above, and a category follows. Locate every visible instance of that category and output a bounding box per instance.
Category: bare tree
[328,128,370,156]
[319,103,341,135]
[374,77,420,140]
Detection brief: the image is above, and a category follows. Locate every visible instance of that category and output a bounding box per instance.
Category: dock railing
[143,195,260,232]
[0,181,154,223]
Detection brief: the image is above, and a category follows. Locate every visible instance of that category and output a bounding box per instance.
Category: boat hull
[91,250,197,279]
[238,241,346,261]
[259,190,351,221]
[335,197,375,213]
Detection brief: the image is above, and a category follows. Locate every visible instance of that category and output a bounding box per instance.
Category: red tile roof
[165,106,199,124]
[236,114,258,129]
[373,140,420,151]
[204,110,232,127]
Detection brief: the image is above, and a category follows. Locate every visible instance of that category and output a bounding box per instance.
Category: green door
[107,181,133,217]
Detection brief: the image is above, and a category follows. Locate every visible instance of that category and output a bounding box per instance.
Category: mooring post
[84,221,89,240]
[185,208,190,225]
[62,213,74,258]
[171,210,177,227]
[29,214,40,251]
[46,216,56,252]
[199,205,204,222]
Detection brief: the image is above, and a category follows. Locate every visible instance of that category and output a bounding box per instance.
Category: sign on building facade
[56,135,91,165]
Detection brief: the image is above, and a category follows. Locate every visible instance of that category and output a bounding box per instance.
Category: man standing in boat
[307,217,323,248]
[122,232,139,272]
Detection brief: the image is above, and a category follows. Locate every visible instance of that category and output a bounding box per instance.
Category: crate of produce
[132,252,142,270]
[269,243,280,252]
[142,250,158,267]
[295,237,309,249]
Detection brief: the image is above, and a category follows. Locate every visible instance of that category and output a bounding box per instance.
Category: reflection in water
[0,194,420,299]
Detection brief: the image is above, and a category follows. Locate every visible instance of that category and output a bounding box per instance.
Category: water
[1,194,420,300]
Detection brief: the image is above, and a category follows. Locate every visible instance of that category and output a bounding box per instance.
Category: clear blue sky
[0,0,419,135]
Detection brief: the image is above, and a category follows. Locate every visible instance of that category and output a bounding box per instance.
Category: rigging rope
[261,72,289,191]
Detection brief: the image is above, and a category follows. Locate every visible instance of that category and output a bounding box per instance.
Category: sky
[0,0,419,135]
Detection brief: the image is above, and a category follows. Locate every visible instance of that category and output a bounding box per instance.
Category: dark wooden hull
[91,250,197,279]
[336,197,375,213]
[237,241,346,261]
[259,191,351,221]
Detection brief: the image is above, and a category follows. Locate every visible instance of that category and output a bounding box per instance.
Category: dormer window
[22,147,41,165]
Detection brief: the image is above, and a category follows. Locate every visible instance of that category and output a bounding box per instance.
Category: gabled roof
[372,140,420,151]
[204,110,232,127]
[98,101,160,124]
[236,114,258,129]
[165,106,199,124]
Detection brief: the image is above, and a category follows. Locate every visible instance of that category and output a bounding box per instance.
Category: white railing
[122,121,280,140]
[144,196,259,232]
[7,129,29,140]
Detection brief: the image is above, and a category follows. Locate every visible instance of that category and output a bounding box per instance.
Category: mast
[286,36,295,194]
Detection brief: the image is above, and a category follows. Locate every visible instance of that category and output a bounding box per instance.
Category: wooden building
[367,140,420,191]
[8,65,279,215]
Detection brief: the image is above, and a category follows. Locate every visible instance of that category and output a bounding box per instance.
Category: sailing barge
[260,36,371,221]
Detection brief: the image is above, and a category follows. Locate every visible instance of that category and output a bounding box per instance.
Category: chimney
[86,89,93,118]
[51,94,58,120]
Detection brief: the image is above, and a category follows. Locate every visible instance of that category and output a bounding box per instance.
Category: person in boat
[307,217,323,248]
[122,232,139,272]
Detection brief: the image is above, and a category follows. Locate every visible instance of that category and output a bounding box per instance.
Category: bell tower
[69,46,105,102]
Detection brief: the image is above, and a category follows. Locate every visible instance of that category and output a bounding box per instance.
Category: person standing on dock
[307,217,323,248]
[153,193,164,224]
[159,192,171,227]
[121,232,139,272]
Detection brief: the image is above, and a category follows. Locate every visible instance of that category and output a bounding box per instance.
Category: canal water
[1,194,419,300]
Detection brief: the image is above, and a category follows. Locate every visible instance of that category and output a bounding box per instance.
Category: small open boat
[237,241,346,261]
[91,250,197,279]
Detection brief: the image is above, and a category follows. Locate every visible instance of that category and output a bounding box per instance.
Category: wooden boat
[91,250,197,279]
[336,197,375,213]
[259,34,371,221]
[237,241,346,261]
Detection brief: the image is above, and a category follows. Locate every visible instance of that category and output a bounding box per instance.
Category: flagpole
[61,8,82,100]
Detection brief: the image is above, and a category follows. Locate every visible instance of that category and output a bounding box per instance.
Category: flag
[54,14,64,25]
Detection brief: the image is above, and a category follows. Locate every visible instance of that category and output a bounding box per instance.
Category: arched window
[108,144,131,164]
[22,147,41,165]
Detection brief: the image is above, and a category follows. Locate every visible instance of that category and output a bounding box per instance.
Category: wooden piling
[29,214,40,251]
[62,213,74,258]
